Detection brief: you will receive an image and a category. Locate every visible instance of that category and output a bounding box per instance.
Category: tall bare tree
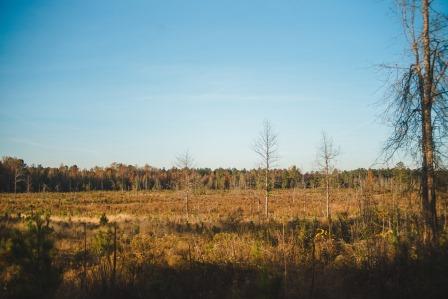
[317,132,339,230]
[382,0,447,244]
[253,120,279,218]
[176,150,194,219]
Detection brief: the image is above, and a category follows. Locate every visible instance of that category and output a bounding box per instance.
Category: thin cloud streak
[9,138,97,155]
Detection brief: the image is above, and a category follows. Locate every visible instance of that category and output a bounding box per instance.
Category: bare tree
[176,150,195,219]
[253,120,279,218]
[317,132,339,231]
[13,160,25,194]
[382,0,447,245]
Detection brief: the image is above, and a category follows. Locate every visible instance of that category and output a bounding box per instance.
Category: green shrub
[99,213,109,226]
[0,212,61,299]
[92,227,115,257]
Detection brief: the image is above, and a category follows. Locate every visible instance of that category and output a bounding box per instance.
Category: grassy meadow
[1,188,448,298]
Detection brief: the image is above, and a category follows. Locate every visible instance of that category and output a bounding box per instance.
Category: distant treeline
[1,156,447,193]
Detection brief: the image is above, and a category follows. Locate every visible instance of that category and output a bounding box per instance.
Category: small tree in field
[253,120,279,218]
[317,132,339,233]
[176,150,194,219]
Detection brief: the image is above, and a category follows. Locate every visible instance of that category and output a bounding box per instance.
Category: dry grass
[1,189,448,299]
[0,188,425,221]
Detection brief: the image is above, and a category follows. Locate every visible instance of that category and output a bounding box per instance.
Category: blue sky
[0,0,435,170]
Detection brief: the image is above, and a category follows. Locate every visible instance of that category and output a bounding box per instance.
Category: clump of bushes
[0,212,61,299]
[99,213,109,226]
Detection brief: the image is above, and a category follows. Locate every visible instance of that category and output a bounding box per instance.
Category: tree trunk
[112,223,117,287]
[83,222,87,289]
[421,0,437,245]
[265,168,268,218]
[14,169,18,194]
[185,192,189,219]
[325,168,332,237]
[326,176,330,220]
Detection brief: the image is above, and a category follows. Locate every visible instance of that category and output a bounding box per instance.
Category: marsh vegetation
[1,176,448,298]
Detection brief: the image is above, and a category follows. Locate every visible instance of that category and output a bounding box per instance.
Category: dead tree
[14,167,24,194]
[382,0,447,245]
[317,132,339,233]
[11,159,26,194]
[253,120,279,218]
[176,150,194,219]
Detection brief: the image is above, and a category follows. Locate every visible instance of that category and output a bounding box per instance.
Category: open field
[1,0,447,298]
[1,189,448,299]
[0,188,432,224]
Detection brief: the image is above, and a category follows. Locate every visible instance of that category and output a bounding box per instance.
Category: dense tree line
[2,156,446,193]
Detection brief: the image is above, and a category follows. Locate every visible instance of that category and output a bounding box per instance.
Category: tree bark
[421,0,437,245]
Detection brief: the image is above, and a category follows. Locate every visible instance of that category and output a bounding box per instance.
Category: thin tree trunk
[309,233,316,299]
[83,222,87,289]
[325,163,332,237]
[283,223,287,297]
[186,192,189,219]
[14,170,17,194]
[326,175,330,220]
[112,223,117,287]
[265,168,268,218]
[326,174,332,237]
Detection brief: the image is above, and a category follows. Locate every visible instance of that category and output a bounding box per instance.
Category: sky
[1,0,443,170]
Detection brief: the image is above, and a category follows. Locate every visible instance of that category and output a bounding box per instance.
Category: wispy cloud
[133,92,316,104]
[9,138,97,155]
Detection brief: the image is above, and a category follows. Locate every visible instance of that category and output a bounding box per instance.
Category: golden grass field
[1,189,448,299]
[0,188,425,221]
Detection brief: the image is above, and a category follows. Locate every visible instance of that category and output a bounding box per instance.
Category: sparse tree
[382,0,447,245]
[176,150,195,219]
[11,159,26,194]
[253,120,279,218]
[317,132,339,231]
